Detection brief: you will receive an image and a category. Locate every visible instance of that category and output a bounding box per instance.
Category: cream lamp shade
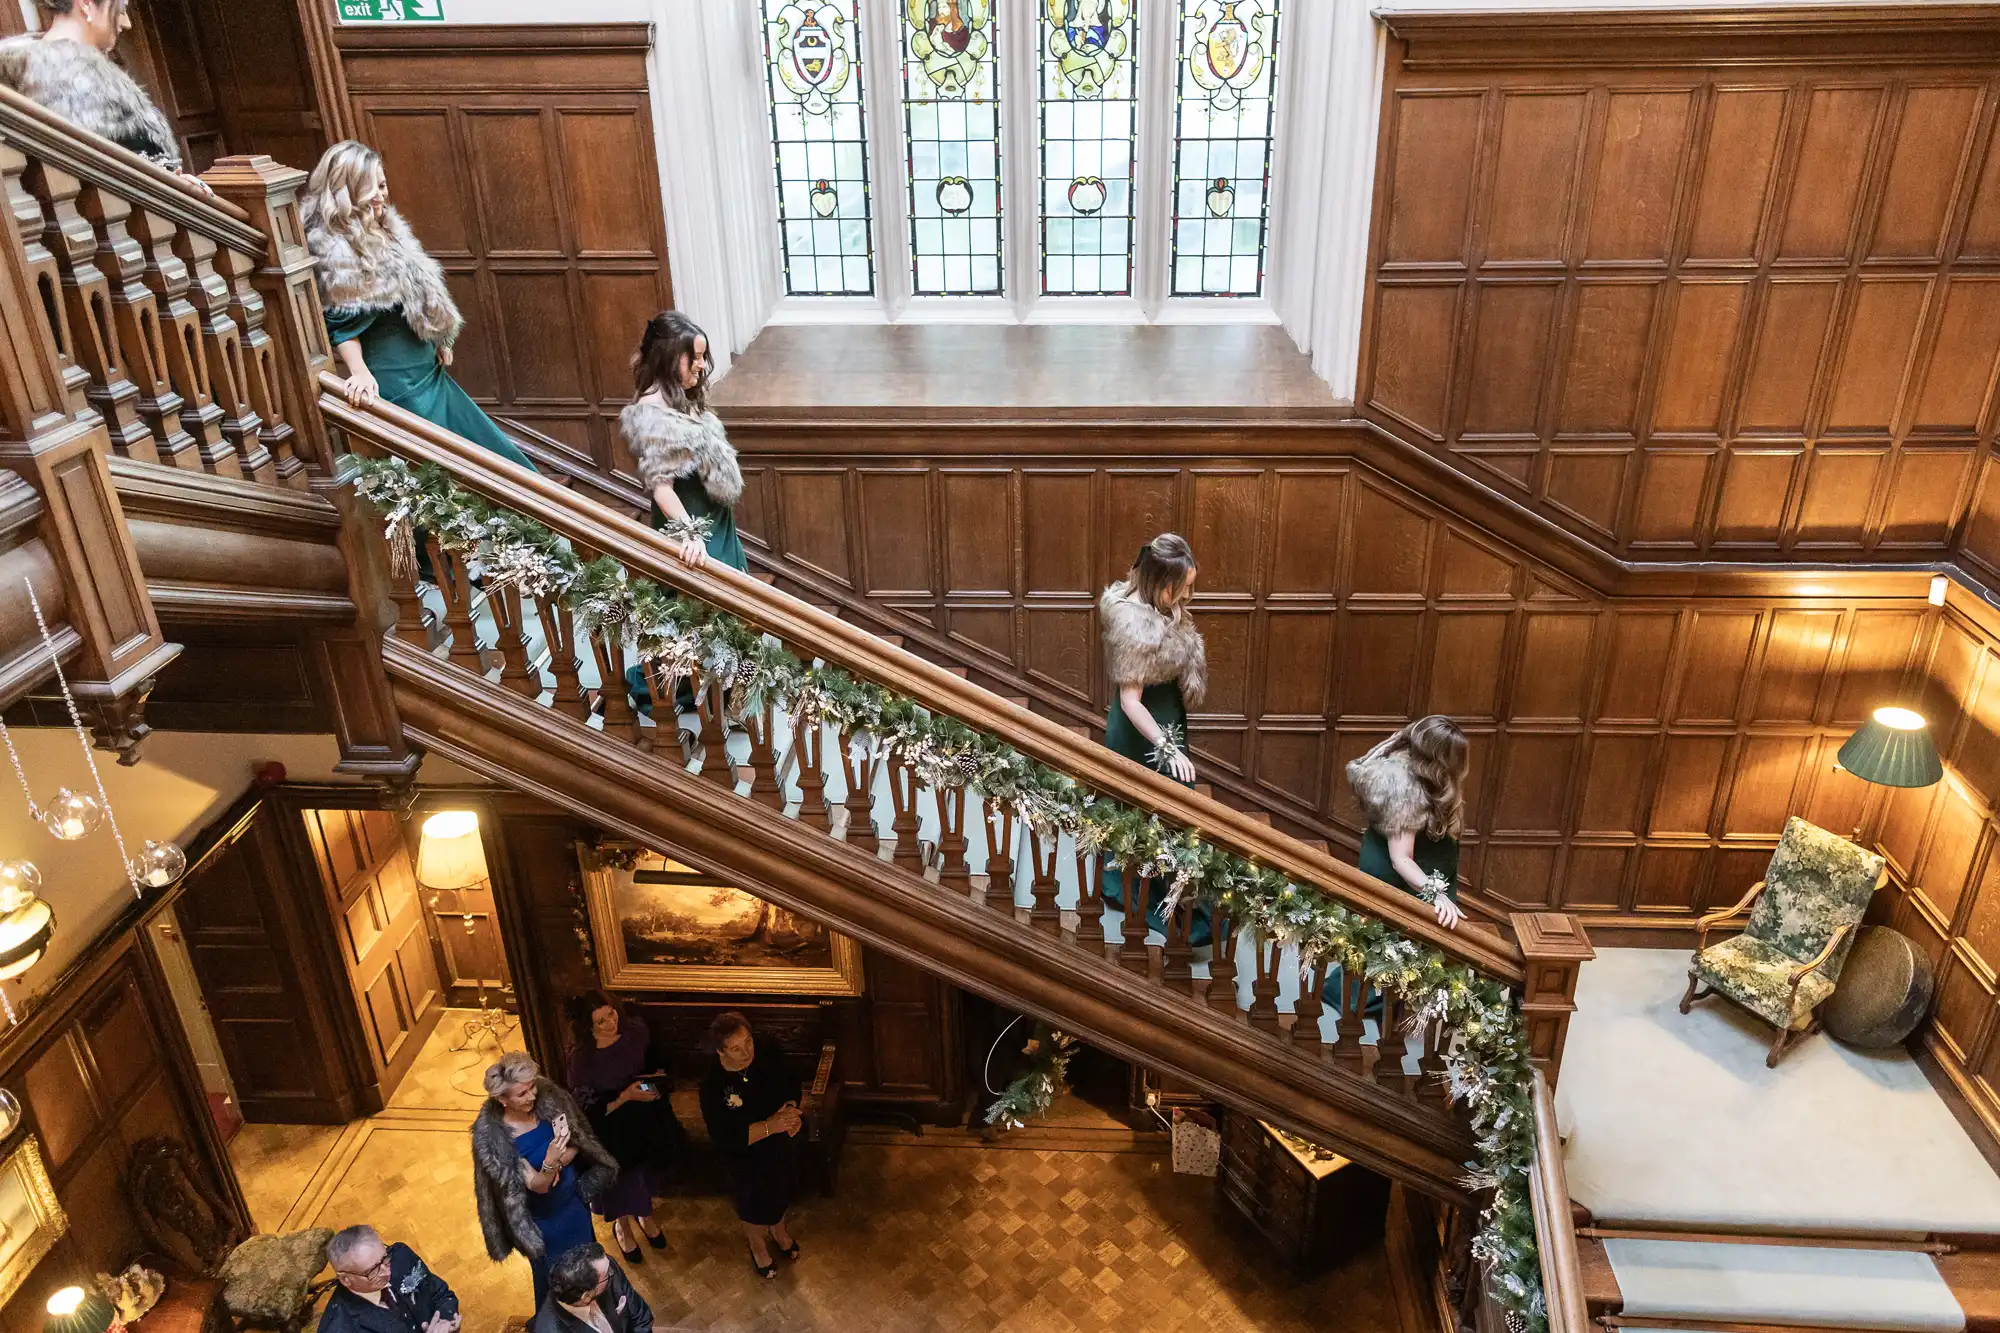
[415,810,488,890]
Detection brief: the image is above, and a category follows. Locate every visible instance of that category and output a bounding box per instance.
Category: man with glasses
[321,1225,461,1333]
[529,1243,651,1333]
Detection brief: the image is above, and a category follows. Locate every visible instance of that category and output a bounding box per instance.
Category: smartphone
[634,1081,654,1095]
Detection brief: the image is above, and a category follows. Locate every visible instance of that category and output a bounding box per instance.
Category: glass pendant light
[40,788,104,841]
[133,839,188,889]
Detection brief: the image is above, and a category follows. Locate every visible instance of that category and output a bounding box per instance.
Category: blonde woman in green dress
[304,140,534,474]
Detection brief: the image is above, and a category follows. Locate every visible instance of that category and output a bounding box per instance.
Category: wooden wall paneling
[729,426,1960,935]
[336,25,672,483]
[1362,12,2000,562]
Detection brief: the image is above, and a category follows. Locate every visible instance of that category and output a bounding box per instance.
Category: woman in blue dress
[471,1052,616,1309]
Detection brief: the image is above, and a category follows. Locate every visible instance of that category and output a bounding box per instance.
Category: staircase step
[1601,1238,1962,1333]
[1004,695,1032,709]
[753,571,777,585]
[1302,838,1329,853]
[882,635,904,648]
[945,665,969,679]
[1062,723,1090,737]
[1242,810,1272,826]
[1193,782,1213,797]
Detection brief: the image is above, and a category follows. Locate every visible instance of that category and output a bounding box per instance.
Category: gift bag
[1170,1107,1219,1177]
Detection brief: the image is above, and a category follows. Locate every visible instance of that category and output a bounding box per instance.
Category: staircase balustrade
[322,384,1593,1218]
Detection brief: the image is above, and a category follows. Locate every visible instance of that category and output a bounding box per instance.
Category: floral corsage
[724,1090,744,1109]
[1148,723,1187,773]
[1415,870,1453,905]
[662,514,715,546]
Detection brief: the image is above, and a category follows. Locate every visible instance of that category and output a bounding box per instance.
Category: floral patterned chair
[1679,815,1886,1067]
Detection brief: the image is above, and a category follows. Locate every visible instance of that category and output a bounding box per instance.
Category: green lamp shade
[1837,707,1943,789]
[45,1288,115,1333]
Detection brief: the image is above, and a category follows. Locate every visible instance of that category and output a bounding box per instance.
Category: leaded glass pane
[762,0,875,295]
[1170,0,1280,297]
[1037,0,1138,296]
[902,2,1003,296]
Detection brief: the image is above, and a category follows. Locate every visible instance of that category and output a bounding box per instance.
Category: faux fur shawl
[306,206,462,348]
[622,400,743,508]
[1347,736,1459,841]
[0,36,180,171]
[470,1079,617,1261]
[1098,583,1206,706]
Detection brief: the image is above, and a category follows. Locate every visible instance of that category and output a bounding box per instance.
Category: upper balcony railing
[0,82,331,489]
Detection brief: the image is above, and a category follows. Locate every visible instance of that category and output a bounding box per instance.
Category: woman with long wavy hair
[1345,715,1469,930]
[302,140,533,473]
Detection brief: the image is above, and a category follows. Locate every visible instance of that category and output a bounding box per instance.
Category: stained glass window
[902,2,1002,295]
[1170,0,1280,297]
[762,0,875,295]
[1038,0,1139,296]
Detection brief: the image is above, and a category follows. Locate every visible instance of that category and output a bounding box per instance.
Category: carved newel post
[0,156,178,760]
[203,155,331,487]
[1510,912,1596,1088]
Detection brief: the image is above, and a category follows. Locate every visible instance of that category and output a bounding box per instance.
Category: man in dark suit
[320,1225,461,1333]
[529,1243,652,1333]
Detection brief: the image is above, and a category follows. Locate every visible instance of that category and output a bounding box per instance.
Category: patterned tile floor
[230,1011,1400,1333]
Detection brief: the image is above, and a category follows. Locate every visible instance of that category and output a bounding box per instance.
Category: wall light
[415,811,487,890]
[45,1287,116,1333]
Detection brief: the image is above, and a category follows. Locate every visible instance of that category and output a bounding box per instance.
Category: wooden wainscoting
[1359,7,2000,564]
[0,914,248,1333]
[1876,589,2000,1161]
[724,420,1942,938]
[334,23,674,483]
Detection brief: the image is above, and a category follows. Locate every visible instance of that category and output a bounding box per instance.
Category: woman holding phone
[471,1052,616,1309]
[564,991,681,1263]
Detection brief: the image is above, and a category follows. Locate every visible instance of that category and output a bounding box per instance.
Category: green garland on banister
[349,455,1548,1330]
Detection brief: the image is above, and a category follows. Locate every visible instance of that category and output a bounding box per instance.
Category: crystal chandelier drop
[0,580,186,936]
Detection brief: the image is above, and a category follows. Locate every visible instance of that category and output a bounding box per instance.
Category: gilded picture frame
[579,842,864,997]
[0,1135,66,1307]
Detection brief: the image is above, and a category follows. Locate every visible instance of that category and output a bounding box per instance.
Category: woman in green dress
[1321,715,1469,1010]
[1098,534,1209,944]
[619,311,744,716]
[303,140,534,474]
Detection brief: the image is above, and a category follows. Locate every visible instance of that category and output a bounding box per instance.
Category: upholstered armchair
[1679,816,1886,1067]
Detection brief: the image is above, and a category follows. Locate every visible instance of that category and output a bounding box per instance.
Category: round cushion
[1824,926,1933,1048]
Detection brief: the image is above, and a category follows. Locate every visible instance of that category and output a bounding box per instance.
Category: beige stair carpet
[1604,1238,1963,1332]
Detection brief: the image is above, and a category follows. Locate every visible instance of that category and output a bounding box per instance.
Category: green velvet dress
[1321,827,1461,1014]
[625,464,747,717]
[323,303,534,473]
[1101,682,1210,946]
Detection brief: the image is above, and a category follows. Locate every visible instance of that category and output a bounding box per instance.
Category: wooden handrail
[1529,1069,1588,1333]
[320,376,1528,984]
[0,84,259,249]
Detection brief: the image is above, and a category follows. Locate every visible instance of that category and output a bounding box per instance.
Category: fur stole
[306,206,462,348]
[469,1079,617,1261]
[0,36,180,171]
[1347,737,1457,840]
[1098,583,1206,707]
[622,399,742,508]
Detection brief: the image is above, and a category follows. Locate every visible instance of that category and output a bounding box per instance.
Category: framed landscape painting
[579,842,864,996]
[0,1135,64,1308]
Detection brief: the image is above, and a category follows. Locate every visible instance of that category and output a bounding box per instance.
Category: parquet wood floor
[229,1013,1401,1333]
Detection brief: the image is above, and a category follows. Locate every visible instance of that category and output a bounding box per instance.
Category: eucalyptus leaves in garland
[349,455,1549,1332]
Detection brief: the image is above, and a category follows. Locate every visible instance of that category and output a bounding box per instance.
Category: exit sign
[339,0,444,20]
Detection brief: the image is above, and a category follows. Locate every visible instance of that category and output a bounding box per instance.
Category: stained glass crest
[763,0,875,295]
[902,0,1002,294]
[1170,0,1280,297]
[1039,0,1139,295]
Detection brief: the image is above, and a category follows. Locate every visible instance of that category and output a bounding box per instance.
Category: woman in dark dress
[697,1011,801,1279]
[303,140,534,472]
[1321,715,1470,1009]
[619,311,746,717]
[564,991,681,1264]
[1098,534,1209,944]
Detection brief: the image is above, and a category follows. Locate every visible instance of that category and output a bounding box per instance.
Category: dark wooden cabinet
[1218,1112,1391,1276]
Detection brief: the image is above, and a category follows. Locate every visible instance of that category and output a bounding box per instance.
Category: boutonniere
[398,1265,425,1295]
[724,1090,743,1109]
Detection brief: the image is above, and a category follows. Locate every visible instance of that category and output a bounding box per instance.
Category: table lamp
[1836,706,1944,790]
[46,1287,116,1333]
[414,811,512,1051]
